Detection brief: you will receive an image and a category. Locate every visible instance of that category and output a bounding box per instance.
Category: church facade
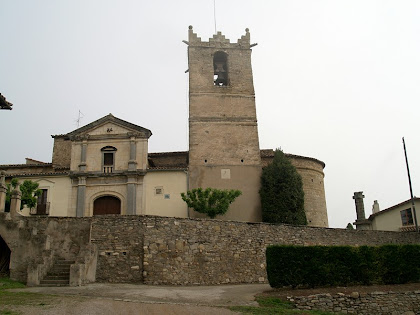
[1,27,329,227]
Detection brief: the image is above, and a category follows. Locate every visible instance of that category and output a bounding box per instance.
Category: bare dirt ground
[5,283,269,315]
[3,297,238,315]
[5,282,420,314]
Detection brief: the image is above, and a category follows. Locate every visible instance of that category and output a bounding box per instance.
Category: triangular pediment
[65,114,152,139]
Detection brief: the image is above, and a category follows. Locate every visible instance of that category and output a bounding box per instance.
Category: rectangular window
[104,153,114,166]
[36,189,48,215]
[400,208,414,226]
[103,152,114,173]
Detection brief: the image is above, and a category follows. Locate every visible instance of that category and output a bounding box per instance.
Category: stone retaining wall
[91,216,143,283]
[140,216,420,285]
[1,214,420,285]
[288,291,420,314]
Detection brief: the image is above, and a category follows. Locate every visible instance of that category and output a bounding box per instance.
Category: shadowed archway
[0,235,11,276]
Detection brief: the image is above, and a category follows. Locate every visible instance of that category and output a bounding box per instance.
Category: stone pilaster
[128,136,137,171]
[0,171,6,212]
[79,138,88,172]
[76,177,86,217]
[126,175,137,215]
[10,189,22,220]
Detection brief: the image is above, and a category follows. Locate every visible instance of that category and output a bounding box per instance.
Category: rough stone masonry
[1,214,420,285]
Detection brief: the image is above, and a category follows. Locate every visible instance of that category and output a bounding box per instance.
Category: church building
[0,27,329,227]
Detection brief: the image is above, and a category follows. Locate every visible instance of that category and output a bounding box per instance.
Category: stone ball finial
[189,25,193,30]
[245,28,249,32]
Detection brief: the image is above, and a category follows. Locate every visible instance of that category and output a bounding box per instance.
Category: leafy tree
[181,187,242,219]
[5,179,41,211]
[346,223,354,230]
[20,180,42,209]
[259,149,307,225]
[5,178,18,212]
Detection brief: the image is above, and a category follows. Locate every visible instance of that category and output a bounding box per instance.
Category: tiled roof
[260,149,274,157]
[0,93,13,110]
[52,114,152,139]
[368,197,420,219]
[0,163,53,168]
[51,134,69,139]
[148,166,188,171]
[25,158,49,165]
[260,149,325,168]
[5,171,70,177]
[148,151,188,156]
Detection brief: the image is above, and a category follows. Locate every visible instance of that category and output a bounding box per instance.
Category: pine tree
[260,149,307,225]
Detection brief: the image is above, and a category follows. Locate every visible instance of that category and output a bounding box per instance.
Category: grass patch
[0,279,25,290]
[0,278,62,314]
[229,296,334,315]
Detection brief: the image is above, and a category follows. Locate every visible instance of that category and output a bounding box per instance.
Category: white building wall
[370,200,420,231]
[144,171,188,218]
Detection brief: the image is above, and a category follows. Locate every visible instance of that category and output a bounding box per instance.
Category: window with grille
[400,208,414,226]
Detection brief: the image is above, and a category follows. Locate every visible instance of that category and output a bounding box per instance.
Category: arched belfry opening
[93,196,121,215]
[0,235,11,276]
[213,51,228,86]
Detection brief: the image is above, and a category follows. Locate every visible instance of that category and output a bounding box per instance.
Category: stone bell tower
[186,26,262,222]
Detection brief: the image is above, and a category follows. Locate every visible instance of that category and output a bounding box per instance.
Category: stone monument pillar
[353,191,371,230]
[10,189,22,219]
[0,171,6,212]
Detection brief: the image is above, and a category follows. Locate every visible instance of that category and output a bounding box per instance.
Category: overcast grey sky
[1,1,419,228]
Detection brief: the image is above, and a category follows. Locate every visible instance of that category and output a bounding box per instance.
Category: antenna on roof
[402,137,418,232]
[213,0,217,34]
[75,110,84,128]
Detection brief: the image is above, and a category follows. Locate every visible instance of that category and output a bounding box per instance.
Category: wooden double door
[93,196,121,215]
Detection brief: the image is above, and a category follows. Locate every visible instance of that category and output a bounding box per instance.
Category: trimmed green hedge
[266,245,420,288]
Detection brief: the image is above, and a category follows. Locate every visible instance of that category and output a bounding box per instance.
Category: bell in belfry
[214,61,227,86]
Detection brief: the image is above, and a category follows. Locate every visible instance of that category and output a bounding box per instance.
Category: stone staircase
[39,258,74,286]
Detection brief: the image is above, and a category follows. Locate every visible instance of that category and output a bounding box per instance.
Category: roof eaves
[369,197,420,219]
[66,114,152,138]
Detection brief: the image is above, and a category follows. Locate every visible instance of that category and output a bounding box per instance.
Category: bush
[266,244,420,288]
[181,187,241,219]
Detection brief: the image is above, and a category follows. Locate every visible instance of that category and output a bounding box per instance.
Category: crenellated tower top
[187,25,252,49]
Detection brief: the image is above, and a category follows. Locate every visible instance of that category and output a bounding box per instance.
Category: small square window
[155,187,163,195]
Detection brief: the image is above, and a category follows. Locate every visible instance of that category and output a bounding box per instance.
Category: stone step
[38,283,69,287]
[50,265,72,270]
[43,275,69,280]
[47,271,70,276]
[40,279,69,285]
[39,258,74,287]
[55,260,75,265]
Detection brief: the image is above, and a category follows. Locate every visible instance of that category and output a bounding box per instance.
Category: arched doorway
[93,196,121,215]
[0,235,11,276]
